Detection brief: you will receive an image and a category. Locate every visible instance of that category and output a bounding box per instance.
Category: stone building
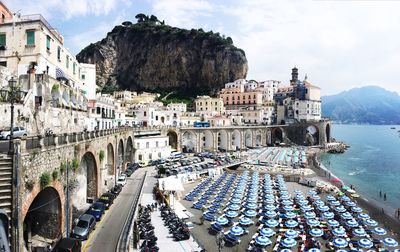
[195,95,225,116]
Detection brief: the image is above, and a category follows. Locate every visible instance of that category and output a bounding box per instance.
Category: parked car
[98,193,115,209]
[0,127,27,140]
[71,214,96,240]
[116,175,127,186]
[85,202,105,221]
[139,160,148,167]
[52,237,82,252]
[124,168,134,177]
[110,185,122,196]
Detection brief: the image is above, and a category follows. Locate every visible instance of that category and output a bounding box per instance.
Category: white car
[116,175,127,186]
[0,127,27,140]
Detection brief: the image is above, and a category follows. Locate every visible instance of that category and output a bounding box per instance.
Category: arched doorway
[256,132,262,147]
[117,139,124,173]
[107,143,115,175]
[218,130,228,152]
[126,137,133,165]
[23,187,62,251]
[272,128,283,145]
[232,130,241,151]
[306,125,319,146]
[202,130,214,151]
[245,129,252,147]
[167,130,178,150]
[72,152,97,214]
[182,131,196,153]
[326,124,331,143]
[266,130,272,146]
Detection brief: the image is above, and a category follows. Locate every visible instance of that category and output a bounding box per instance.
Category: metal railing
[116,171,147,252]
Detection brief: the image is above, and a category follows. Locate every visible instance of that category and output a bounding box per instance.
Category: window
[46,35,51,50]
[73,63,76,74]
[137,143,140,149]
[165,140,167,146]
[57,46,61,61]
[156,141,159,147]
[146,142,149,148]
[26,30,35,45]
[149,153,152,160]
[66,55,69,68]
[144,111,147,117]
[81,74,86,80]
[0,33,6,46]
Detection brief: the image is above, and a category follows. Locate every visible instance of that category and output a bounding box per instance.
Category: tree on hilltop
[135,13,148,23]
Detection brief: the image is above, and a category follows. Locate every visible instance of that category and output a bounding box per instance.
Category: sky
[5,0,400,96]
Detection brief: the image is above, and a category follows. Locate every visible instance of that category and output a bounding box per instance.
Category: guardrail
[116,171,147,252]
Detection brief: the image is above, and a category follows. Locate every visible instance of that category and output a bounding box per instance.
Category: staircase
[0,154,12,215]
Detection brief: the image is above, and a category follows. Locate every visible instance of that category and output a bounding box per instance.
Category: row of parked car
[52,163,139,251]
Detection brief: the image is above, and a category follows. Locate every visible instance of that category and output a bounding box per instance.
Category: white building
[167,102,187,113]
[87,93,116,130]
[80,64,97,100]
[134,134,171,162]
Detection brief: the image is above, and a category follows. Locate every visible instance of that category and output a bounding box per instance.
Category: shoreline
[311,149,400,240]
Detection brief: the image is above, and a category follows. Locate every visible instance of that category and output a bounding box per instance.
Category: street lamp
[0,77,25,155]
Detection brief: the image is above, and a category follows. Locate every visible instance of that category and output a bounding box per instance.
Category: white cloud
[4,0,121,19]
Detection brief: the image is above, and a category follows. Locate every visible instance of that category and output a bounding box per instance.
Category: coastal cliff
[76,17,248,96]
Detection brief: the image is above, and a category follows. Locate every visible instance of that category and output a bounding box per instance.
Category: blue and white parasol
[304,211,317,219]
[225,211,239,218]
[203,212,216,221]
[264,204,276,211]
[309,228,324,237]
[335,205,347,213]
[383,238,399,247]
[264,210,277,218]
[357,213,370,219]
[306,219,320,227]
[346,219,359,228]
[333,238,348,248]
[308,248,321,252]
[239,217,253,226]
[284,229,299,238]
[301,205,313,211]
[322,211,335,219]
[340,196,351,202]
[327,219,340,227]
[298,199,309,206]
[358,238,373,248]
[345,201,356,207]
[364,219,378,227]
[317,205,330,212]
[259,227,275,237]
[280,194,290,200]
[332,227,347,236]
[230,198,241,204]
[372,227,387,235]
[352,228,367,237]
[351,206,363,213]
[341,212,353,219]
[283,205,294,212]
[265,219,279,227]
[244,209,257,218]
[285,220,298,228]
[264,198,275,204]
[284,211,296,219]
[326,195,336,201]
[216,216,229,226]
[330,200,341,206]
[281,200,293,205]
[229,225,244,236]
[255,236,271,246]
[281,238,297,248]
[229,204,241,211]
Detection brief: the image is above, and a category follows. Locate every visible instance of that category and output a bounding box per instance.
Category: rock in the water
[76,22,248,96]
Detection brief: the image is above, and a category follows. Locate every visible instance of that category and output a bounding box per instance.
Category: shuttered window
[0,34,6,46]
[46,35,51,50]
[26,30,35,45]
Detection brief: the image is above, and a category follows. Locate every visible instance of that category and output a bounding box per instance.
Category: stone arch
[325,123,331,143]
[167,130,178,150]
[266,129,272,146]
[232,130,241,151]
[202,130,214,151]
[62,89,70,106]
[107,143,115,175]
[182,131,196,153]
[23,186,62,251]
[244,129,252,147]
[117,139,124,172]
[126,136,134,165]
[306,125,319,146]
[72,152,98,213]
[218,130,228,152]
[272,128,283,145]
[255,130,262,147]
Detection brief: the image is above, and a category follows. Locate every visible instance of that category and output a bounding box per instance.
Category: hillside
[76,15,248,97]
[322,86,400,124]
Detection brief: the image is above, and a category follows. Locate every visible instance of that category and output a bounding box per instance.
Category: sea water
[321,124,400,214]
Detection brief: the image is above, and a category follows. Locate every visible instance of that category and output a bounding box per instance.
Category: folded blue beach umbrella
[284,229,299,238]
[225,210,238,218]
[309,228,324,237]
[332,227,347,236]
[281,238,297,248]
[203,212,216,221]
[259,227,275,237]
[346,219,359,228]
[384,238,399,247]
[333,238,348,248]
[372,227,387,235]
[229,225,244,236]
[306,219,320,227]
[216,216,229,226]
[364,218,378,227]
[265,219,279,227]
[327,219,340,227]
[352,228,367,237]
[255,236,271,246]
[358,238,373,249]
[304,211,316,219]
[285,219,298,228]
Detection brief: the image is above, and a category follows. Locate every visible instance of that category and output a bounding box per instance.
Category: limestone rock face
[76,23,248,96]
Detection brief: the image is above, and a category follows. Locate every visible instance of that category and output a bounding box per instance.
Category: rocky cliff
[76,21,248,96]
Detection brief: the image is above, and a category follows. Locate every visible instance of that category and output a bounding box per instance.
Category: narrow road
[83,169,146,252]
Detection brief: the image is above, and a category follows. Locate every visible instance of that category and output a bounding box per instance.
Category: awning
[56,67,68,80]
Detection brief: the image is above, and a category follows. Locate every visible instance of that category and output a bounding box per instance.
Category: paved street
[83,168,147,252]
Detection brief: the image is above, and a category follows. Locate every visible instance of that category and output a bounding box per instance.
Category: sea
[321,124,400,214]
